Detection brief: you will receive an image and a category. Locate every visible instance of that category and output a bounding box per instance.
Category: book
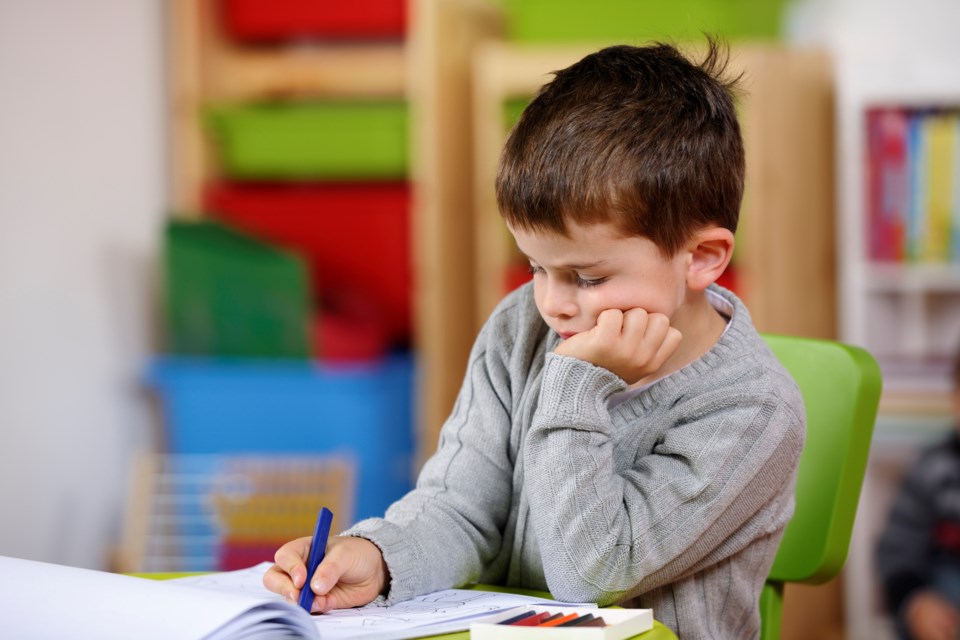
[952,114,960,261]
[866,108,909,262]
[0,555,590,640]
[922,112,954,262]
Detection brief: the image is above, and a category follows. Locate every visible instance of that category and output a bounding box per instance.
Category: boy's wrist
[538,352,627,426]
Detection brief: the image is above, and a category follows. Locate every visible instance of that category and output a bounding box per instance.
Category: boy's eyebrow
[518,250,609,270]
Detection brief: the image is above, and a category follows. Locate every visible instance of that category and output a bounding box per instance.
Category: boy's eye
[528,264,606,288]
[576,275,607,288]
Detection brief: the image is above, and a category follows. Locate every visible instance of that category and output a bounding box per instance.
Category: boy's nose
[541,281,578,319]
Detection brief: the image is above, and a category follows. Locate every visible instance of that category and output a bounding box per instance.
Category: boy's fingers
[620,308,649,342]
[594,308,625,343]
[309,551,350,595]
[310,592,345,614]
[262,564,299,602]
[643,313,671,345]
[273,537,311,588]
[652,328,683,366]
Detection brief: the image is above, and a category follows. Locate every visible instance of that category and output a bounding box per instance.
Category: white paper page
[173,563,592,640]
[0,555,315,640]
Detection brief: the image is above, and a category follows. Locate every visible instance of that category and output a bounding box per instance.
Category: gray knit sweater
[344,283,805,639]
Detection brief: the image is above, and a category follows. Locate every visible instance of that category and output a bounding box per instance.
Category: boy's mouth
[557,331,577,340]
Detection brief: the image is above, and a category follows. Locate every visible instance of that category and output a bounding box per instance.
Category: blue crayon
[298,507,334,612]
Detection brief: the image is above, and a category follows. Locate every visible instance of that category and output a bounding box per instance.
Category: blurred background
[2,1,960,638]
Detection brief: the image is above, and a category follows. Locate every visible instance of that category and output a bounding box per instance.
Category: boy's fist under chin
[554,308,682,385]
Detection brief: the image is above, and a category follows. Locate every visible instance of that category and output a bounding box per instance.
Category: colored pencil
[558,613,596,626]
[537,612,579,627]
[575,616,608,627]
[497,610,537,625]
[512,611,551,626]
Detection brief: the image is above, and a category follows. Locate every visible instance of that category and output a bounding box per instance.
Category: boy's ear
[685,227,735,291]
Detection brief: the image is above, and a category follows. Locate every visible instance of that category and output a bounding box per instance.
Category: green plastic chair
[759,335,883,640]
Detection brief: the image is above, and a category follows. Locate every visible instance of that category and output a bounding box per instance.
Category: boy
[264,39,805,639]
[876,348,960,640]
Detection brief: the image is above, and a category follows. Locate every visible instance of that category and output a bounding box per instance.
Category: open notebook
[0,555,591,639]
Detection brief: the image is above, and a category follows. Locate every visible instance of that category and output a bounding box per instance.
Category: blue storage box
[147,353,415,523]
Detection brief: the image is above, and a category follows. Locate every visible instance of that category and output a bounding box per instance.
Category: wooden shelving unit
[169,1,408,214]
[406,0,502,466]
[471,41,837,339]
[169,0,836,482]
[164,3,851,638]
[168,0,506,471]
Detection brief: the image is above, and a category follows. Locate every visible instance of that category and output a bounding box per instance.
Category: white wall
[787,0,960,58]
[0,0,164,568]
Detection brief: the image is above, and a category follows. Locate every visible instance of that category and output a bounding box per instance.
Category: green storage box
[206,101,409,179]
[504,97,529,129]
[164,220,312,358]
[498,0,787,43]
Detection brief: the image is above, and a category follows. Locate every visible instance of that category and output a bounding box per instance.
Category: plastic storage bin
[312,312,390,362]
[219,0,406,41]
[206,101,409,180]
[164,220,312,358]
[204,182,412,342]
[500,0,786,43]
[147,352,415,523]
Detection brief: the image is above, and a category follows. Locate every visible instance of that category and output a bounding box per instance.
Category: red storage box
[312,312,389,362]
[503,261,533,296]
[218,540,281,571]
[219,0,406,41]
[204,182,412,342]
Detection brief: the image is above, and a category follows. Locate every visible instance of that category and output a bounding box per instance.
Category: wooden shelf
[407,0,503,464]
[864,262,960,292]
[472,41,837,339]
[878,387,952,416]
[207,43,408,101]
[169,1,409,213]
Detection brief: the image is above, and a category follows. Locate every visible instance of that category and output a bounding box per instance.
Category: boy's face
[509,221,690,340]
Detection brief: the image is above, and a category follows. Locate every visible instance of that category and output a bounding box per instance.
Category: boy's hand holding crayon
[554,308,682,385]
[263,536,389,613]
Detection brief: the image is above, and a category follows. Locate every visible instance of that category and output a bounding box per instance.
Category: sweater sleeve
[523,351,804,605]
[340,313,520,604]
[875,455,939,614]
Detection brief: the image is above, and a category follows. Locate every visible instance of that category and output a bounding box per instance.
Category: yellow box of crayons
[469,605,653,639]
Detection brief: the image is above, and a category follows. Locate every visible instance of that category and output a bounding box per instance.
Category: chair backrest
[759,335,882,640]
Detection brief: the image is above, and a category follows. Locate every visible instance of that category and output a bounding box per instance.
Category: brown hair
[496,38,744,257]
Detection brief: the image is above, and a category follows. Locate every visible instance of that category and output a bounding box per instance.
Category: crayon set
[499,610,606,627]
[470,605,653,639]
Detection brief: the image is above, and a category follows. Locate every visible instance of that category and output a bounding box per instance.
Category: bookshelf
[837,54,960,639]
